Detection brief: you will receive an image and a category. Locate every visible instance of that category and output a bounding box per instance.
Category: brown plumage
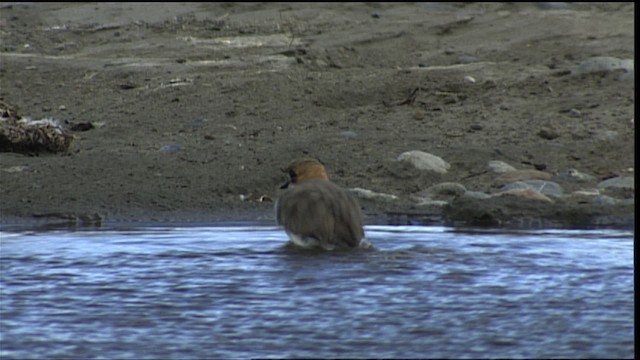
[276,158,371,250]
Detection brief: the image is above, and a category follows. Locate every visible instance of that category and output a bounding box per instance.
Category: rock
[349,187,398,202]
[597,176,634,191]
[592,195,619,206]
[412,182,466,205]
[570,189,600,197]
[591,194,633,206]
[493,169,552,186]
[70,122,95,132]
[537,2,571,10]
[414,199,449,207]
[574,56,634,80]
[397,150,450,174]
[444,191,557,228]
[537,127,560,140]
[456,55,479,64]
[159,144,183,152]
[488,160,516,173]
[2,165,29,173]
[426,182,466,196]
[462,190,491,200]
[554,168,598,183]
[500,180,564,197]
[569,108,582,118]
[594,130,619,141]
[618,198,634,206]
[494,188,554,203]
[338,130,357,138]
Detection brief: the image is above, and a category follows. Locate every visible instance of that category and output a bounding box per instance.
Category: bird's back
[276,179,364,249]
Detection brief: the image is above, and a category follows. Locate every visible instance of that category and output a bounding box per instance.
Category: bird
[275,158,372,250]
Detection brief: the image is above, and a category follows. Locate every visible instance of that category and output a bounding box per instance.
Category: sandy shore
[0,3,634,229]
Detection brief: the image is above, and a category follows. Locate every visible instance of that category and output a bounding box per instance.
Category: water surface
[0,225,634,359]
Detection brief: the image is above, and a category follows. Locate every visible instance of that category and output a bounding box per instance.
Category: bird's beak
[280,179,291,189]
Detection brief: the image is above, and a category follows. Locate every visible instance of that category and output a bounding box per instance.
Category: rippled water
[0,225,634,359]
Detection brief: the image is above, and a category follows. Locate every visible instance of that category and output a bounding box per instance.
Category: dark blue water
[0,225,634,359]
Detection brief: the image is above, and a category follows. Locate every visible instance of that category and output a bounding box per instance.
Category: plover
[276,158,372,250]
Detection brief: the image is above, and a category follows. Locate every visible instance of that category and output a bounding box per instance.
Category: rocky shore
[0,3,634,229]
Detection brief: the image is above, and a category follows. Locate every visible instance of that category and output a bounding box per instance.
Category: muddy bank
[0,3,634,229]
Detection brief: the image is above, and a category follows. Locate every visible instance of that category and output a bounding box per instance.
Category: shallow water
[0,225,634,359]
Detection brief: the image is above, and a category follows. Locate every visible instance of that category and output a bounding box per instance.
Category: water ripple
[0,225,634,359]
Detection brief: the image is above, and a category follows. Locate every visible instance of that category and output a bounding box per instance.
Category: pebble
[500,180,564,197]
[487,160,516,173]
[554,168,597,182]
[597,176,634,191]
[338,130,358,138]
[159,144,183,152]
[537,127,559,140]
[569,108,582,118]
[493,169,552,186]
[397,150,450,174]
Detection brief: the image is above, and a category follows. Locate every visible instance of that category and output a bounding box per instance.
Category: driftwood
[0,99,73,154]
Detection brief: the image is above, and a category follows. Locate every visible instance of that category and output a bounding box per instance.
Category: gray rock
[500,180,564,197]
[594,130,620,142]
[574,56,634,80]
[488,160,516,173]
[592,195,619,206]
[338,130,358,138]
[591,195,633,206]
[456,55,479,64]
[159,144,183,152]
[493,169,552,186]
[619,198,635,206]
[494,188,554,203]
[397,150,450,174]
[424,182,467,198]
[412,182,467,205]
[597,176,634,191]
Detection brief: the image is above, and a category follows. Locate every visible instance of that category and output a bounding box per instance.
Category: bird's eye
[288,170,297,182]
